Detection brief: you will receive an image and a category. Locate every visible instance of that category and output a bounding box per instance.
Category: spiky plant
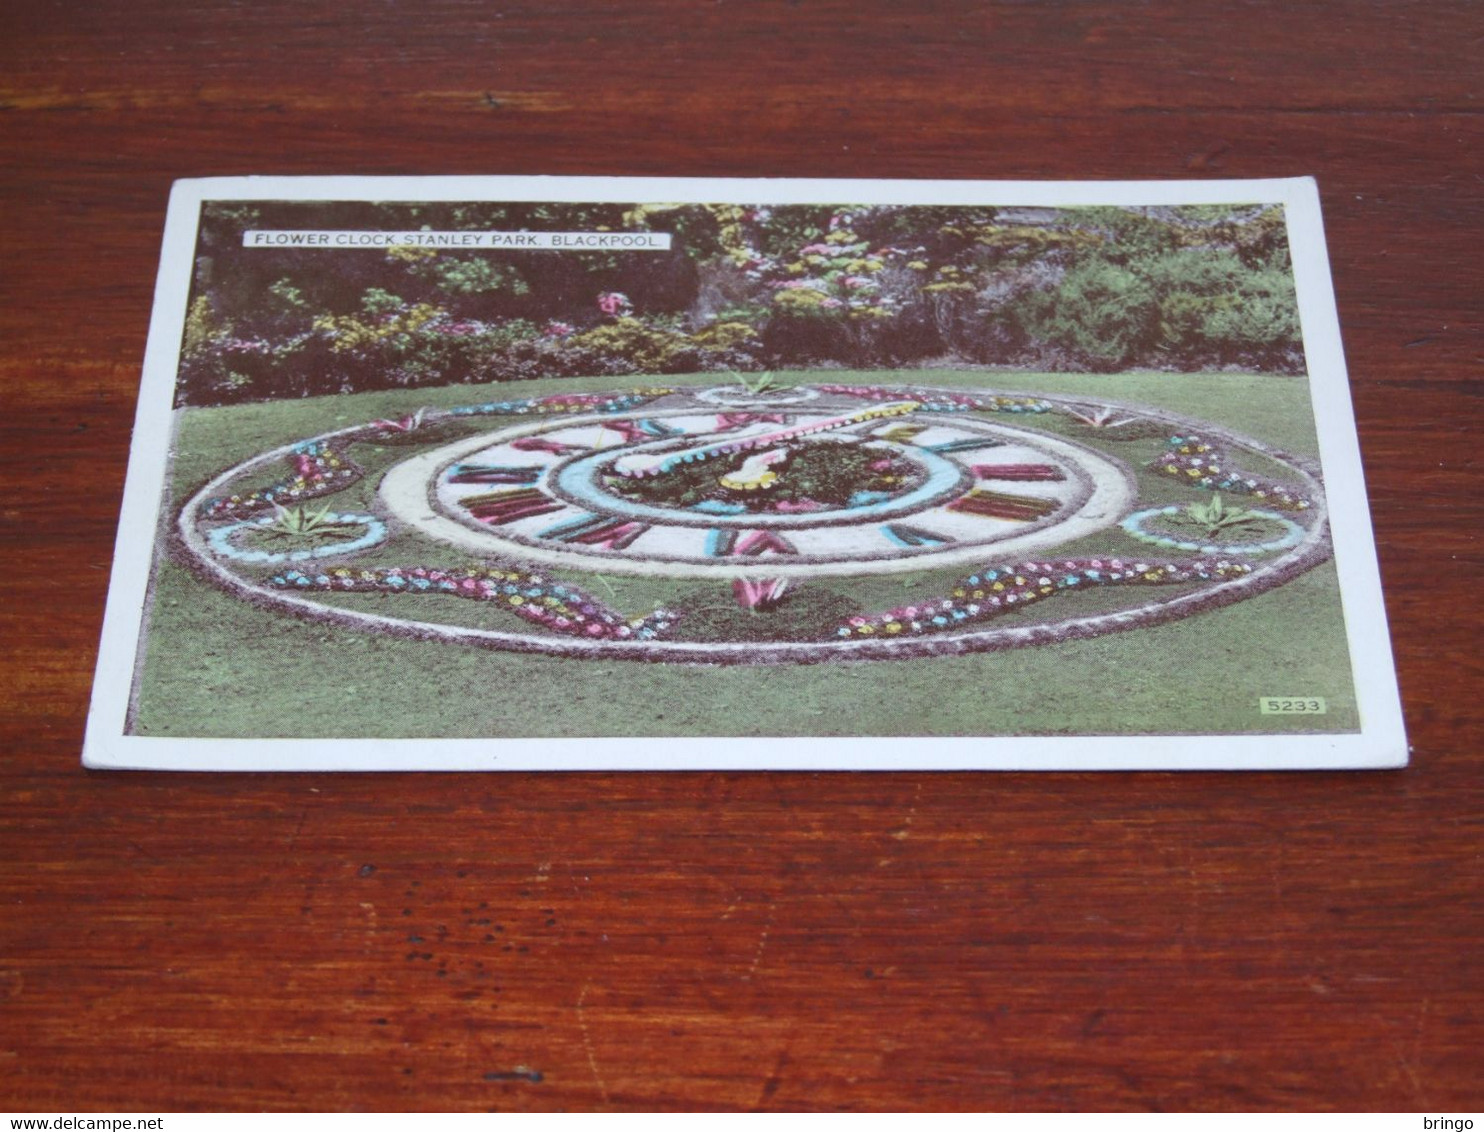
[261,502,366,543]
[1169,493,1267,538]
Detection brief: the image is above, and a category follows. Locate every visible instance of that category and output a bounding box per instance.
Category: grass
[131,368,1358,740]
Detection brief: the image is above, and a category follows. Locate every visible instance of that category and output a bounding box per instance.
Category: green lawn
[131,369,1358,740]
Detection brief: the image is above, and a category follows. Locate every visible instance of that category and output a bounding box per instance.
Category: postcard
[83,175,1406,769]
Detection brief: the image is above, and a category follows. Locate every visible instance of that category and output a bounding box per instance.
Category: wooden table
[2,1,1479,1112]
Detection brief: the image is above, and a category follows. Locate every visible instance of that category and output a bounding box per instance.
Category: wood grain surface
[1,0,1480,1112]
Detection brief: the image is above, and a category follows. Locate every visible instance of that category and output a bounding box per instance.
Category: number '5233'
[1260,697,1327,714]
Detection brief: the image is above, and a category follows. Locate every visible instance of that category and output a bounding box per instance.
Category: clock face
[181,382,1330,663]
[378,396,1137,578]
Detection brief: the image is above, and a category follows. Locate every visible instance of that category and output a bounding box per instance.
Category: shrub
[1148,252,1300,368]
[1016,261,1160,371]
[564,318,693,373]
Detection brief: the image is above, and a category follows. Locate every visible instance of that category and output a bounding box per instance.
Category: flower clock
[181,383,1330,662]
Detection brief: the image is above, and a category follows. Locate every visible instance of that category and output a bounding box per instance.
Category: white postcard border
[82,175,1407,771]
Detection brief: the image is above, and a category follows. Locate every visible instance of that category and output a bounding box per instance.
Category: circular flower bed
[1120,505,1304,556]
[206,512,388,564]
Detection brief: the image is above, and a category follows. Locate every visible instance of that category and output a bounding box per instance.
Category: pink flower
[771,500,824,513]
[597,292,631,316]
[734,578,789,611]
